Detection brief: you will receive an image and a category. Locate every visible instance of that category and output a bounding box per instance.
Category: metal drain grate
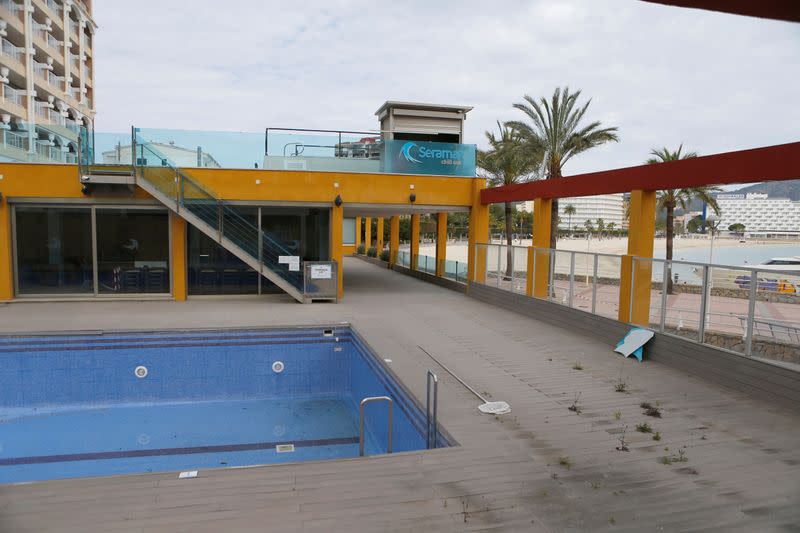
[276,444,295,453]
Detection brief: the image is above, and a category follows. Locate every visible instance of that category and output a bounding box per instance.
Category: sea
[653,243,799,266]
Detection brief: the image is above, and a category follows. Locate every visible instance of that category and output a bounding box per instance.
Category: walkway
[1,257,799,531]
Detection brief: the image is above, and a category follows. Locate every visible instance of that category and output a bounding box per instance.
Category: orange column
[376,217,384,252]
[0,197,14,300]
[170,213,187,301]
[435,212,447,277]
[389,216,400,266]
[618,190,656,324]
[467,178,489,283]
[410,214,420,270]
[531,198,552,298]
[354,217,361,251]
[364,217,372,250]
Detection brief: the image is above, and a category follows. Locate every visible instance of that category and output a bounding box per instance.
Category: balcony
[32,59,52,80]
[33,99,51,121]
[49,72,66,90]
[2,84,25,108]
[1,36,24,65]
[43,0,62,20]
[130,127,478,177]
[70,53,80,71]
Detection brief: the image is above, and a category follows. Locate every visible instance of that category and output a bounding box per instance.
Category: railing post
[509,246,516,292]
[568,251,575,307]
[698,265,709,343]
[496,244,501,288]
[548,249,555,301]
[591,254,598,315]
[660,260,669,332]
[217,201,223,243]
[745,268,758,356]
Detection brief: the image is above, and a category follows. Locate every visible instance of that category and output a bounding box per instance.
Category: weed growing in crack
[559,456,572,469]
[572,362,583,371]
[652,431,662,441]
[614,410,622,420]
[616,426,630,452]
[568,392,582,414]
[635,422,653,433]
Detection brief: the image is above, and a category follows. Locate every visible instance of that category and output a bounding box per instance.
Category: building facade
[0,0,95,164]
[717,193,800,237]
[521,193,626,231]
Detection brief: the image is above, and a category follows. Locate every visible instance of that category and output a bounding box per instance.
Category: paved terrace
[1,258,799,532]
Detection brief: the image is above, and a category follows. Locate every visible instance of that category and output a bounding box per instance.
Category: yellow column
[0,198,14,300]
[618,190,656,324]
[376,217,384,252]
[170,213,187,301]
[531,198,552,298]
[435,212,447,277]
[364,217,372,250]
[467,178,489,283]
[389,216,400,266]
[354,217,361,251]
[410,214,420,270]
[331,202,344,299]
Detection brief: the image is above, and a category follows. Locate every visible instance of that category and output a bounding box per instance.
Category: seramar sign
[382,139,476,177]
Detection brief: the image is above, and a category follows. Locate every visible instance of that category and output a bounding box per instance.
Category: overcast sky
[93,0,799,176]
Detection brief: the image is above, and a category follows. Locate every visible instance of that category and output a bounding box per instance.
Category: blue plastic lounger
[614,328,655,362]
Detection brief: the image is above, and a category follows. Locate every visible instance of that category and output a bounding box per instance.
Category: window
[343,218,356,245]
[96,209,170,293]
[15,207,93,294]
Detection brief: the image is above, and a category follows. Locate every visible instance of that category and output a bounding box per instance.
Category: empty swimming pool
[0,325,447,484]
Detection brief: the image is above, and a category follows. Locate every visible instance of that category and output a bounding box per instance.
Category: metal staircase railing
[132,131,306,302]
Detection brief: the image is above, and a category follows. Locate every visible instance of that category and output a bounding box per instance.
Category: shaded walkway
[1,258,799,531]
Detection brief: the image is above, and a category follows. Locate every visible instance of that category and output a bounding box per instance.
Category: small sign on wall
[279,255,300,271]
[310,264,332,279]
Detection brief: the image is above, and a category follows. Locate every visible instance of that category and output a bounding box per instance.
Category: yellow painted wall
[342,244,356,255]
[170,214,187,301]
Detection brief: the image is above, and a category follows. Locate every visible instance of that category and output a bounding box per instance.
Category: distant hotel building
[717,193,800,237]
[521,193,626,231]
[0,0,96,163]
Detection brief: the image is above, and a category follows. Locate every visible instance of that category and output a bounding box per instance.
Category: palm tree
[478,122,542,278]
[507,87,619,249]
[563,204,577,237]
[648,145,721,294]
[607,221,616,237]
[584,219,594,236]
[596,218,605,240]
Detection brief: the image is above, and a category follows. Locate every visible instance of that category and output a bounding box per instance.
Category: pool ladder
[358,370,440,457]
[359,396,393,456]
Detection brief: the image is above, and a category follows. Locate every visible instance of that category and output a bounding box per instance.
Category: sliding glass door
[13,205,170,297]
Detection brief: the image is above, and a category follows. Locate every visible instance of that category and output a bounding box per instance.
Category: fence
[395,250,467,283]
[473,243,800,361]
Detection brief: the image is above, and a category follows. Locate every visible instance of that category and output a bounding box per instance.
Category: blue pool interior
[0,326,450,484]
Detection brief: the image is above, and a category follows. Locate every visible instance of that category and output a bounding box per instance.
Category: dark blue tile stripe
[0,331,352,349]
[0,336,352,354]
[0,436,359,466]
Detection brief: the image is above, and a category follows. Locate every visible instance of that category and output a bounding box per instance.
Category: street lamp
[706,213,721,264]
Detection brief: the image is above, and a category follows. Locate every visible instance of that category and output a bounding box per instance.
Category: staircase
[132,137,308,303]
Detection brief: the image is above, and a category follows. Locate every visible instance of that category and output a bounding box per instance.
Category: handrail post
[660,260,669,332]
[698,265,709,342]
[591,253,598,314]
[496,244,501,288]
[359,396,393,457]
[745,267,758,356]
[426,370,439,449]
[568,251,575,307]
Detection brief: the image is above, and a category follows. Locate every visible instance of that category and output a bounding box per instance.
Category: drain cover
[134,365,148,378]
[276,444,295,453]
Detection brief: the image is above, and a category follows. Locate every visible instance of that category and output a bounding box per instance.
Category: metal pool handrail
[426,370,439,450]
[359,396,393,457]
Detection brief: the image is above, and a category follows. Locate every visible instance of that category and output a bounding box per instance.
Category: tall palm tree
[563,204,577,237]
[607,221,616,237]
[648,145,721,294]
[507,87,619,249]
[478,122,542,278]
[596,218,605,240]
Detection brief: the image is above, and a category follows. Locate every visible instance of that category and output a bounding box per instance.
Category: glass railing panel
[595,254,622,319]
[549,250,572,305]
[484,244,501,288]
[745,266,800,358]
[663,260,702,342]
[631,257,665,328]
[703,264,752,355]
[509,246,527,294]
[397,250,410,268]
[137,127,267,170]
[180,177,218,231]
[571,251,595,311]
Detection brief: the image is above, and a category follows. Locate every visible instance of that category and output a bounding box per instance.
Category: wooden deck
[1,257,799,532]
